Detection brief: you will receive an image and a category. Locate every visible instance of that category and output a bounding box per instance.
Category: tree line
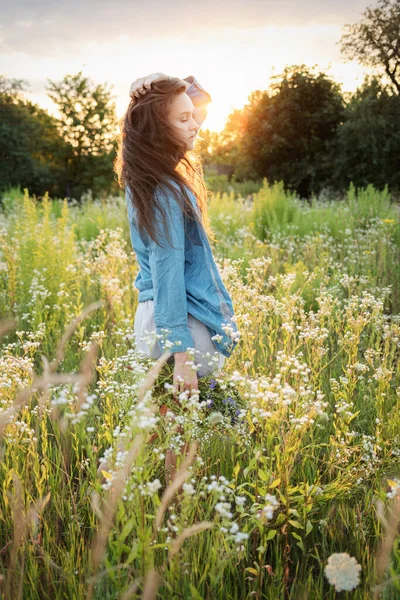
[203,68,400,198]
[0,72,118,200]
[1,0,399,200]
[200,0,400,198]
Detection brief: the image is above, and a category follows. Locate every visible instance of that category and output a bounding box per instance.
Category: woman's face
[168,92,199,151]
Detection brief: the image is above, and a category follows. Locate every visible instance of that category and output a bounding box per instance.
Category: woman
[114,73,239,483]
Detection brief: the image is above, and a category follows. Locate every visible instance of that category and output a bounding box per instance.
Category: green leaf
[275,513,286,525]
[266,529,277,540]
[270,478,281,488]
[119,519,135,541]
[288,519,303,529]
[189,584,204,600]
[292,532,305,551]
[287,485,300,493]
[306,520,313,536]
[125,542,139,565]
[276,489,287,505]
[258,469,269,482]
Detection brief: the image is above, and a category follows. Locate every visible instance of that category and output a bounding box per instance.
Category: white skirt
[134,299,225,378]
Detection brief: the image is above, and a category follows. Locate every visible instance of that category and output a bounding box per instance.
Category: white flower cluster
[4,418,36,444]
[99,447,130,491]
[70,391,97,425]
[254,493,279,522]
[0,353,35,410]
[27,270,51,307]
[182,482,196,496]
[215,502,233,519]
[200,475,249,549]
[208,412,224,425]
[146,479,162,495]
[324,552,361,592]
[239,351,328,431]
[221,322,242,343]
[126,399,159,432]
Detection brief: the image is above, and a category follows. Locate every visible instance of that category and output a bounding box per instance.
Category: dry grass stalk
[0,303,103,439]
[153,441,198,539]
[168,521,214,559]
[75,341,100,412]
[96,350,171,479]
[119,578,140,600]
[372,495,400,599]
[87,351,171,599]
[1,306,104,597]
[141,569,162,600]
[0,372,82,438]
[0,319,16,338]
[1,313,199,599]
[90,490,104,522]
[4,472,51,600]
[49,301,103,373]
[136,350,172,403]
[87,434,145,600]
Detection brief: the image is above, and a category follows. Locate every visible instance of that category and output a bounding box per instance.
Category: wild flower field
[0,181,399,599]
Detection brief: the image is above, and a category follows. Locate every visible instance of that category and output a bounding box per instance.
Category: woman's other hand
[129,73,190,104]
[173,351,198,400]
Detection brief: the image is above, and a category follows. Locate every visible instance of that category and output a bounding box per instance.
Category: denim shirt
[126,181,239,358]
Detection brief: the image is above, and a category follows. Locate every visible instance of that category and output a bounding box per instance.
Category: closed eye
[180,111,194,119]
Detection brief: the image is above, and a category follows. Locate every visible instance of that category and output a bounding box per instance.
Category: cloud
[0,0,371,57]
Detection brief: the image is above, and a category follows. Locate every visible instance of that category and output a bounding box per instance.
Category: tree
[0,76,69,197]
[46,71,118,198]
[47,71,117,156]
[239,65,346,197]
[0,75,28,98]
[330,77,400,192]
[199,91,263,181]
[340,0,400,94]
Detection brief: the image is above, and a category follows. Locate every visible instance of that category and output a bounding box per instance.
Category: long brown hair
[114,77,215,248]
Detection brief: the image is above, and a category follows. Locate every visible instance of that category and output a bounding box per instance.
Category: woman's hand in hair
[173,351,198,400]
[130,73,190,103]
[130,73,165,102]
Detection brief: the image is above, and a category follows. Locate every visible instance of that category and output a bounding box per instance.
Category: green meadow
[0,180,399,599]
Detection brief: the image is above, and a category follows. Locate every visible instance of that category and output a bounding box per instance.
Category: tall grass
[0,183,399,598]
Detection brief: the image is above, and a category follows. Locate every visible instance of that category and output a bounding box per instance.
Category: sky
[0,0,373,132]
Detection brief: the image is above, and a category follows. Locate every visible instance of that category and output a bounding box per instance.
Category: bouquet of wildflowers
[151,363,247,434]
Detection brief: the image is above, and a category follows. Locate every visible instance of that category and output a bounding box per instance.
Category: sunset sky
[1,0,373,132]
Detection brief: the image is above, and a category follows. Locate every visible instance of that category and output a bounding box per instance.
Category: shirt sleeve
[183,75,212,106]
[148,184,195,354]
